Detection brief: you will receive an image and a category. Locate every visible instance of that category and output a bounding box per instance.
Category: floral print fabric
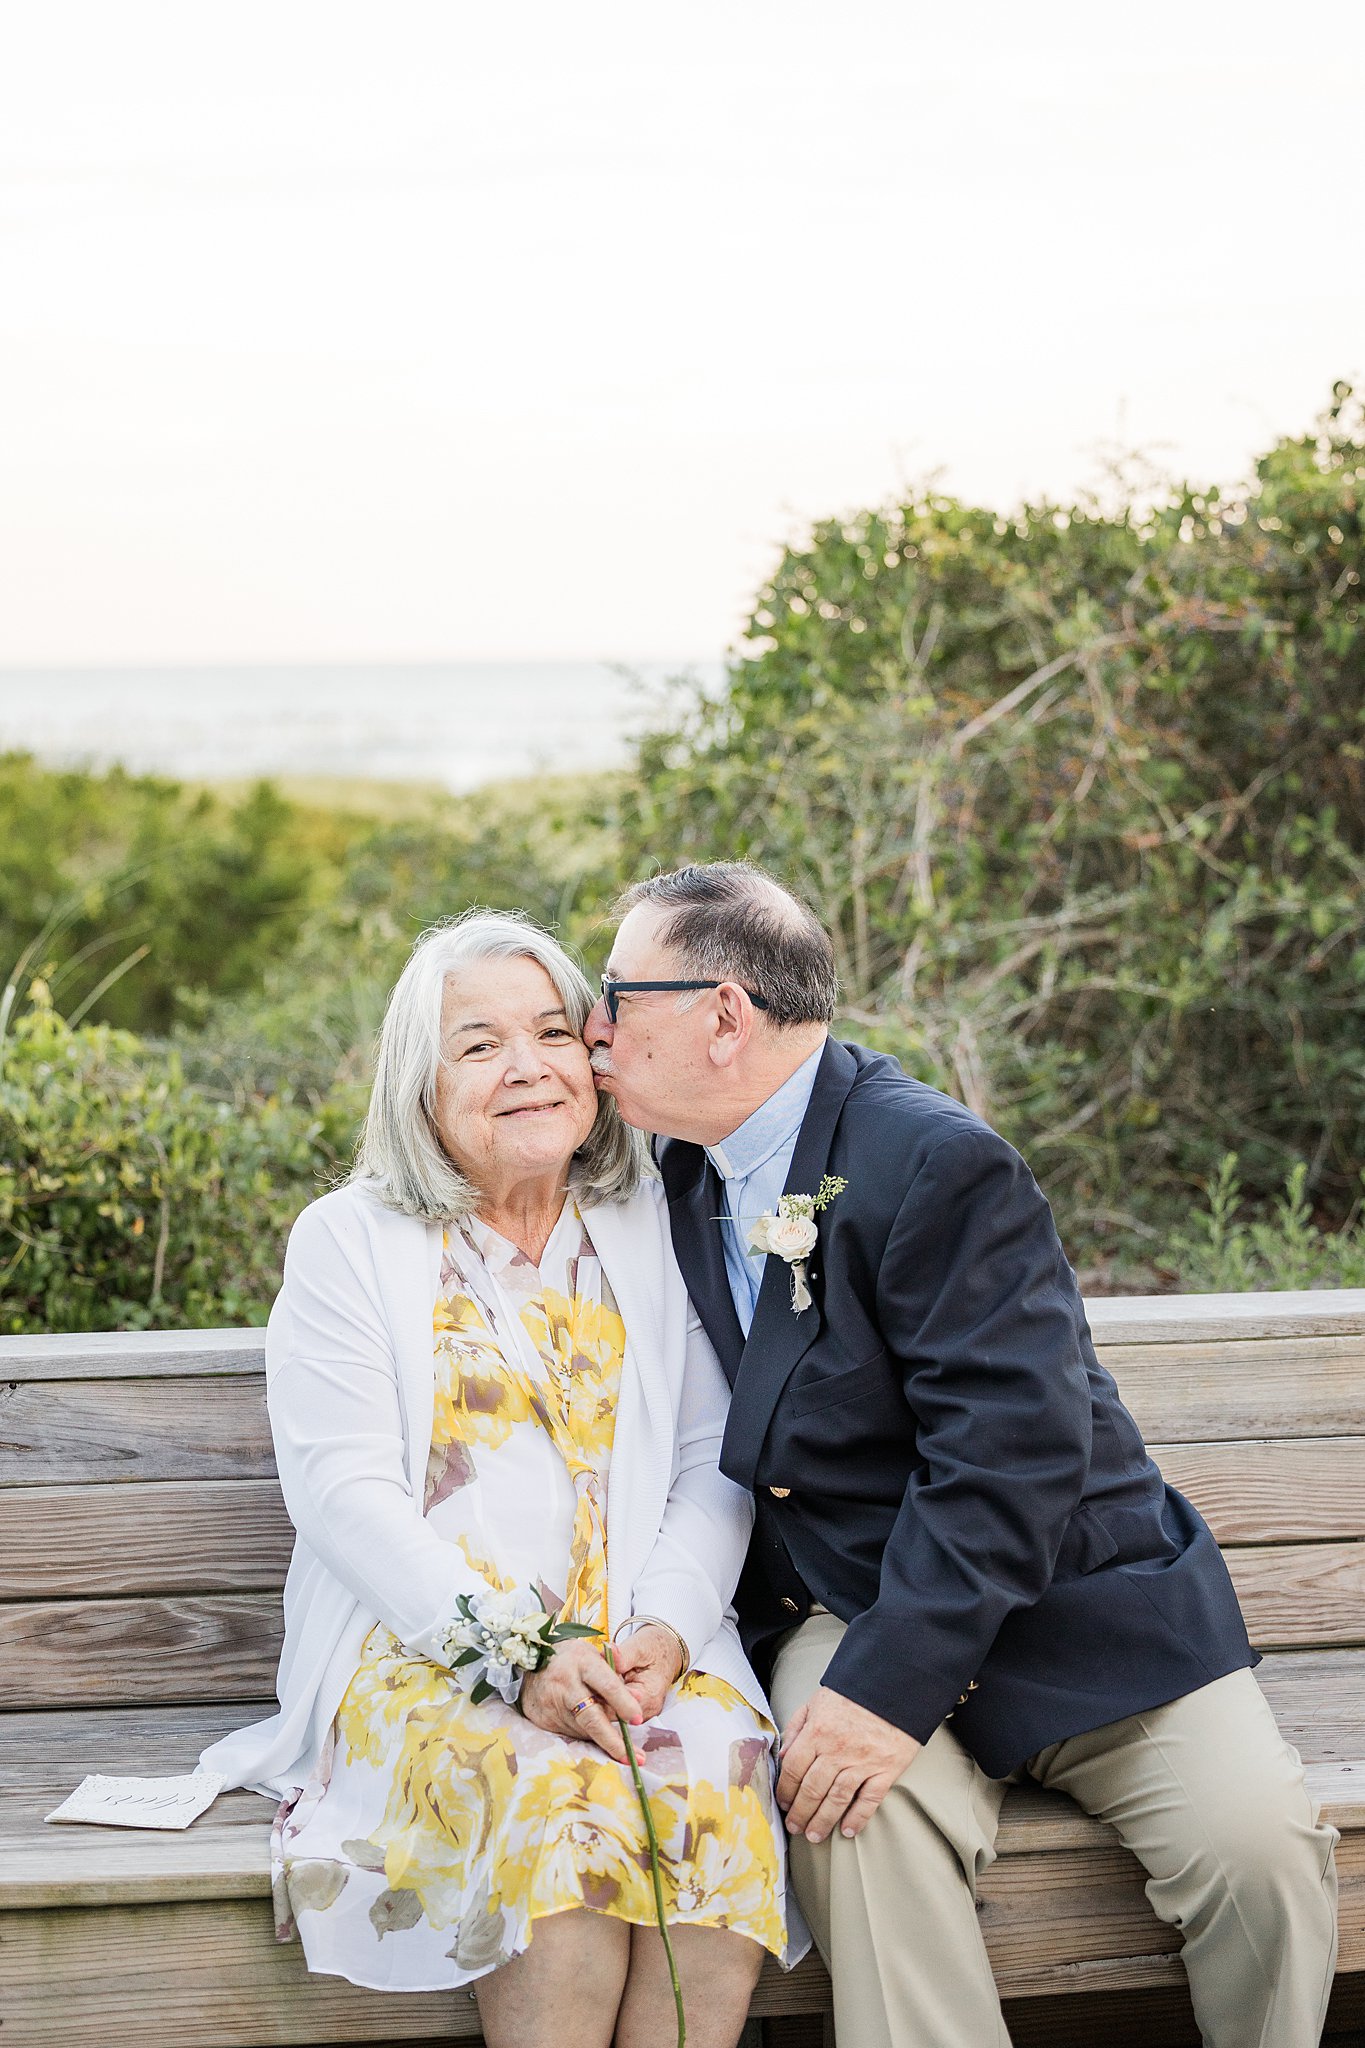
[272,1199,787,1991]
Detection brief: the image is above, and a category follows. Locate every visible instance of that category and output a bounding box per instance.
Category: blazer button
[780,1597,800,1614]
[769,1486,791,1498]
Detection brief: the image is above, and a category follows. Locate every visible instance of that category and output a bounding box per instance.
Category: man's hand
[777,1685,921,1843]
[610,1623,684,1722]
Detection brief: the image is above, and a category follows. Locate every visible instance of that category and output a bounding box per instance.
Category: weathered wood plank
[993,1758,1365,1856]
[1255,1650,1365,1763]
[0,1327,266,1380]
[1087,1290,1365,1345]
[0,1795,280,1908]
[5,1752,1358,1911]
[29,1339,1364,1488]
[1153,1438,1365,1544]
[0,1375,275,1486]
[1,1655,1359,1793]
[1100,1334,1365,1442]
[2,1291,1359,1384]
[0,1701,267,1788]
[6,1827,1358,2047]
[993,1823,1365,1993]
[1228,1543,1365,1650]
[0,1595,284,1708]
[1000,1973,1365,2048]
[5,1668,1353,1789]
[0,1479,294,1596]
[5,1349,1360,1498]
[0,1893,1187,2046]
[11,1446,1358,1610]
[980,1841,1182,1984]
[0,1899,472,2046]
[1002,1984,1204,2048]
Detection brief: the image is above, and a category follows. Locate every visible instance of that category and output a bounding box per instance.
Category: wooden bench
[3,1289,1364,2048]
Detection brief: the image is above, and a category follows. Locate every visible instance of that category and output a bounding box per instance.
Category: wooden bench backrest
[2,1292,1363,1715]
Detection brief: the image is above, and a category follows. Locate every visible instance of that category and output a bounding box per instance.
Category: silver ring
[570,1698,591,1717]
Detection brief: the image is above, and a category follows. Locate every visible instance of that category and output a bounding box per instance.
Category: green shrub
[0,989,339,1333]
[619,384,1365,1260]
[0,762,328,1035]
[1169,1155,1365,1292]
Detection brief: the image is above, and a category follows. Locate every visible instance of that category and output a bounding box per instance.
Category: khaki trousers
[771,1611,1339,2048]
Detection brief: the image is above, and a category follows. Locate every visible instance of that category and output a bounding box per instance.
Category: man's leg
[1029,1667,1339,2048]
[770,1611,1010,2048]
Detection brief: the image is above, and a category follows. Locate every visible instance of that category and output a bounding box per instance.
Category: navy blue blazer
[659,1037,1255,1778]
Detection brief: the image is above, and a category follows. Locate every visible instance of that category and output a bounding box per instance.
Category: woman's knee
[616,1926,763,2048]
[475,1909,630,2046]
[633,1922,764,1986]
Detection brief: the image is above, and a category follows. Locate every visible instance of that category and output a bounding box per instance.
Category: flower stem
[606,1647,686,2047]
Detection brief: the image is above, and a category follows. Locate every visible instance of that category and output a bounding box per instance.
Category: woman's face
[433,955,599,1196]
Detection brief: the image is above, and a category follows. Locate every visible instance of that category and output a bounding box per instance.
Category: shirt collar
[705,1040,826,1182]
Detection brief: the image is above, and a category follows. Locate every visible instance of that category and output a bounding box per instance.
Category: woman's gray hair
[351,910,646,1219]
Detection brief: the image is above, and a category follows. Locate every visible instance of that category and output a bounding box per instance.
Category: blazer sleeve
[626,1303,755,1664]
[822,1127,1093,1740]
[265,1199,477,1663]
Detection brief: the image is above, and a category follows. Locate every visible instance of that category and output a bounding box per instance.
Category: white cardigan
[202,1176,767,1798]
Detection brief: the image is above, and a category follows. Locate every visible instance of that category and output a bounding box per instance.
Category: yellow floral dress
[272,1199,788,1991]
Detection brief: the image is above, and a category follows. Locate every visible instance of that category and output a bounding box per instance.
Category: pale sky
[1,0,1361,664]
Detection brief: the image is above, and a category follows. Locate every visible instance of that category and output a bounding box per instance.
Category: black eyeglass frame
[599,976,771,1024]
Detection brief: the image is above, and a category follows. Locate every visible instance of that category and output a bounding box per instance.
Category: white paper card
[45,1769,225,1830]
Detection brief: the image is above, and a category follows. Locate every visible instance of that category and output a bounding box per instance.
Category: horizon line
[0,653,727,674]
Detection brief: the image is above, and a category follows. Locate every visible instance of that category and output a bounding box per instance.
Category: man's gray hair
[352,910,646,1219]
[618,863,838,1026]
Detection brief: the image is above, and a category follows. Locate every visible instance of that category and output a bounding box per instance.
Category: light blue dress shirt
[704,1042,826,1336]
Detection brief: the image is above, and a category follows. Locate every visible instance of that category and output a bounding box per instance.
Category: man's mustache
[589,1047,614,1076]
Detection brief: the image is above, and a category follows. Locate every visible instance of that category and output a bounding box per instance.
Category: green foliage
[0,770,626,1332]
[171,772,625,1109]
[0,991,335,1332]
[619,384,1365,1265]
[4,389,1362,1326]
[1171,1156,1365,1292]
[0,761,331,1034]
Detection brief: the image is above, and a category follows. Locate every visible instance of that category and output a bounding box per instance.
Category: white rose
[763,1213,819,1261]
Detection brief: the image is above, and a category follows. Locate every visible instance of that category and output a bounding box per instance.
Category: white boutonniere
[747,1174,848,1313]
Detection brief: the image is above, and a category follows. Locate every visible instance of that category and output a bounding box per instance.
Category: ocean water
[0,661,720,791]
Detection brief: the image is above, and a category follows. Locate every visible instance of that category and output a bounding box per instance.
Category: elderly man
[584,860,1338,2048]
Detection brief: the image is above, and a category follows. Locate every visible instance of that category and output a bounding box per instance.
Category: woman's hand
[610,1623,685,1723]
[519,1639,641,1763]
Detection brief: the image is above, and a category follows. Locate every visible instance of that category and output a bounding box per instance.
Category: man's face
[583,905,718,1138]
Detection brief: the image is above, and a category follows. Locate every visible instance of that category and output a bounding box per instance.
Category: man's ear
[708,982,756,1068]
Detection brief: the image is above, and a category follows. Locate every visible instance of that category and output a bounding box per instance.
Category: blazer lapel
[721,1037,859,1489]
[659,1140,746,1385]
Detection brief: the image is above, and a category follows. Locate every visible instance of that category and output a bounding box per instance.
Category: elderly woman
[201,911,795,2048]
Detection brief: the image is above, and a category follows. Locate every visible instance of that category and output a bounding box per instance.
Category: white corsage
[747,1175,848,1313]
[434,1588,598,1705]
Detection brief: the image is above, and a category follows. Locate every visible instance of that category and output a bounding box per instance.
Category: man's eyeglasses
[599,975,771,1024]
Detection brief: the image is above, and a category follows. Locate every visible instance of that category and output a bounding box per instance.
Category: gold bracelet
[614,1614,690,1682]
